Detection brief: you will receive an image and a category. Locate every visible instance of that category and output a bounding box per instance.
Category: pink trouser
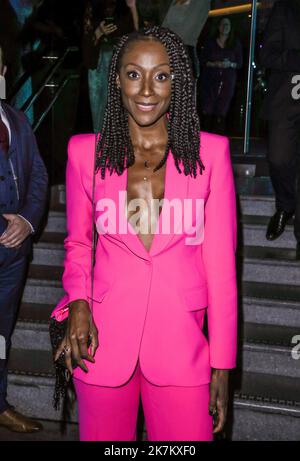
[73,360,213,441]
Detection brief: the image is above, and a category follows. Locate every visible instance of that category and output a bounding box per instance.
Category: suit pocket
[183,286,208,311]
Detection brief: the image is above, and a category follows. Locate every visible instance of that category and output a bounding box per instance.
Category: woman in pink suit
[52,26,238,441]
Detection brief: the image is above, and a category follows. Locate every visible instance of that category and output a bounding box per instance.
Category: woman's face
[117,39,172,128]
[104,0,117,17]
[219,18,231,36]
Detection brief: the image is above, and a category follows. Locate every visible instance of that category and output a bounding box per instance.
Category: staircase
[1,175,300,441]
[231,176,300,441]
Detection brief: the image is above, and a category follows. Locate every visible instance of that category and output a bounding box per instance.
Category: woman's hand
[54,300,99,375]
[209,369,229,434]
[95,20,118,42]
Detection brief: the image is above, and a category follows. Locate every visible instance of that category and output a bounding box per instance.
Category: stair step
[37,232,66,245]
[235,177,276,217]
[240,246,300,285]
[12,322,51,351]
[23,265,64,305]
[240,323,300,378]
[28,264,63,281]
[32,242,65,266]
[44,211,66,234]
[232,371,300,440]
[18,302,54,323]
[238,195,275,217]
[12,302,53,350]
[243,323,299,346]
[242,281,300,327]
[7,349,75,422]
[240,215,296,249]
[235,176,274,197]
[8,349,54,377]
[32,232,66,266]
[233,371,300,412]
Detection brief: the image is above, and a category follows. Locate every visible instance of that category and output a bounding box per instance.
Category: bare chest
[126,151,167,251]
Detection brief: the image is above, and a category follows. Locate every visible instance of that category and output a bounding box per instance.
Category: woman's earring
[171,73,175,81]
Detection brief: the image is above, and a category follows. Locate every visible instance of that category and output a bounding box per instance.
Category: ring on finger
[64,345,71,354]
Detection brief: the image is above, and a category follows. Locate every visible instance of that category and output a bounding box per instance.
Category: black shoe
[266,210,294,241]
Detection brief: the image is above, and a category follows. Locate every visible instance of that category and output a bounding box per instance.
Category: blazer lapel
[102,150,189,260]
[149,151,189,256]
[2,104,24,201]
[2,104,18,155]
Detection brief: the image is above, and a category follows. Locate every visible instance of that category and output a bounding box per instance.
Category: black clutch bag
[49,135,98,411]
[49,316,92,410]
[49,317,71,410]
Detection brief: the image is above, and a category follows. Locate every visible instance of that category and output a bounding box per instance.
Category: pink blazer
[51,131,238,387]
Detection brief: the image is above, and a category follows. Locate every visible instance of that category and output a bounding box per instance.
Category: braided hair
[96,26,205,179]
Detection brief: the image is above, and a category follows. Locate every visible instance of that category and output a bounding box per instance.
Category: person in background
[0,41,48,433]
[199,17,243,135]
[259,0,300,257]
[162,0,211,81]
[83,0,138,133]
[136,0,165,27]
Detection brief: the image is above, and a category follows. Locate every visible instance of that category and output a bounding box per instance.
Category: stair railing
[20,46,78,115]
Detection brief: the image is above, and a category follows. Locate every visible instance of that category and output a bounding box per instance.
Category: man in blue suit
[0,41,48,433]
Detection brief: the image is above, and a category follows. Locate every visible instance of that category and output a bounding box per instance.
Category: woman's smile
[135,102,158,112]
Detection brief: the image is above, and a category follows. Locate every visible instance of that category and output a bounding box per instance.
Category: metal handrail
[8,69,32,102]
[33,73,79,133]
[21,46,78,114]
[243,0,258,154]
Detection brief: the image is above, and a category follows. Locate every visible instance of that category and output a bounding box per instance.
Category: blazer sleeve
[202,136,238,369]
[61,136,93,304]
